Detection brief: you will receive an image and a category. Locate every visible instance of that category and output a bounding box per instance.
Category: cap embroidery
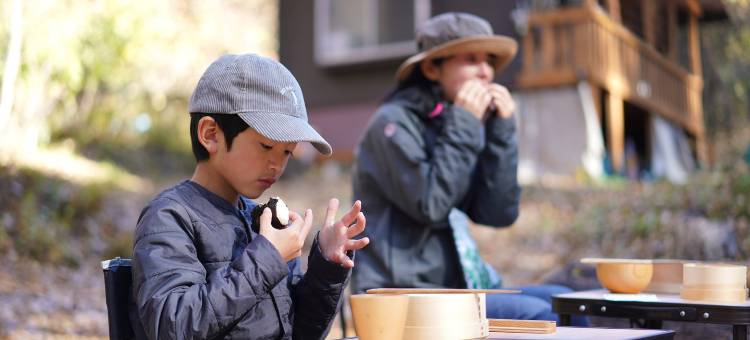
[280,86,301,114]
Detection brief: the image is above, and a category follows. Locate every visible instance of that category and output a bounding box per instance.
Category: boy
[130,54,369,339]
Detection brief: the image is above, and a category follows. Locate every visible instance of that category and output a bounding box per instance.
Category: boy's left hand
[318,199,369,268]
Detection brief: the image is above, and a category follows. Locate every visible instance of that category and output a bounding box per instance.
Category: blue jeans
[486,284,588,326]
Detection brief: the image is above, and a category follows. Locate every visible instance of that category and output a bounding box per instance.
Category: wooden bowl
[582,258,653,294]
[350,294,409,340]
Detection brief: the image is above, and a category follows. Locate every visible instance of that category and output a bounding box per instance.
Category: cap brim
[238,112,332,156]
[396,35,518,82]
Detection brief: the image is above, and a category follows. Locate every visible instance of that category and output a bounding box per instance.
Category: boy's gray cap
[189,54,332,156]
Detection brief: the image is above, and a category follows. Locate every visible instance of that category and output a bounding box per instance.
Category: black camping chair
[339,296,348,338]
[102,257,351,339]
[102,257,135,340]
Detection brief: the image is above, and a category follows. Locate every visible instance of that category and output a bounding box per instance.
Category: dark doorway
[623,101,652,180]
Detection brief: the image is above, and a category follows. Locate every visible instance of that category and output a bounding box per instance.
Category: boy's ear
[420,59,440,81]
[197,116,221,154]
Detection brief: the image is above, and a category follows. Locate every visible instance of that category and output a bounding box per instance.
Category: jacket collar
[183,180,241,215]
[389,84,446,120]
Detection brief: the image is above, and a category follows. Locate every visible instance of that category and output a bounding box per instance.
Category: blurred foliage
[702,0,750,139]
[0,162,147,268]
[556,126,750,261]
[482,129,750,286]
[0,0,278,176]
[0,164,116,267]
[0,0,278,266]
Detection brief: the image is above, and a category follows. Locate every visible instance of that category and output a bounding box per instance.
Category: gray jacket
[351,85,520,292]
[130,180,348,340]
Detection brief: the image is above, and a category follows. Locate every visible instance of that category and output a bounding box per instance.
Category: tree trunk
[0,0,24,133]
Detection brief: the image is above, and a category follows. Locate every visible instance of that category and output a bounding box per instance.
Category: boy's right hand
[259,207,313,262]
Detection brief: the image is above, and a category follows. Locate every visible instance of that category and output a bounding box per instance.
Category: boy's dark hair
[190,113,250,162]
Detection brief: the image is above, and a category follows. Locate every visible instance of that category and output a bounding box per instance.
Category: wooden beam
[523,29,534,73]
[642,0,657,46]
[682,0,702,16]
[589,8,694,81]
[606,0,621,22]
[541,24,555,71]
[668,0,679,62]
[517,69,579,89]
[589,72,699,135]
[606,92,625,173]
[527,7,591,26]
[591,84,603,122]
[688,14,702,76]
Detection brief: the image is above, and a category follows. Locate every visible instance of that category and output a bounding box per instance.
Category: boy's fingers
[287,210,304,230]
[339,200,361,227]
[324,198,339,228]
[345,237,370,251]
[288,210,302,222]
[346,212,366,238]
[334,252,354,268]
[260,208,273,230]
[299,209,314,239]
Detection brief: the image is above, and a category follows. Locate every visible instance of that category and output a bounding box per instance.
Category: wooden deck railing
[517,6,704,136]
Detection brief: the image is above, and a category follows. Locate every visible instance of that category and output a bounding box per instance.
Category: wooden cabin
[515,0,719,181]
[279,0,726,182]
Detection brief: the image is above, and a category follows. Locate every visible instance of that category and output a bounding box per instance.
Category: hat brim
[238,111,332,156]
[395,35,518,82]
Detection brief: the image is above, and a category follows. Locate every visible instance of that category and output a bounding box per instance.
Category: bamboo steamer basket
[402,293,489,340]
[680,287,748,302]
[681,263,748,303]
[644,260,691,294]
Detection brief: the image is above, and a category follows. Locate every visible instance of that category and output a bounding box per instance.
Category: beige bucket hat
[396,12,518,82]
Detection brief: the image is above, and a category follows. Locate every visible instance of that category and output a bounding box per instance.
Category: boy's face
[213,126,296,199]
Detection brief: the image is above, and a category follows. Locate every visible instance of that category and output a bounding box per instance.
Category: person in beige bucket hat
[351,12,587,325]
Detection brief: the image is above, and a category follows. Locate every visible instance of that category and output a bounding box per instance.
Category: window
[314,0,430,66]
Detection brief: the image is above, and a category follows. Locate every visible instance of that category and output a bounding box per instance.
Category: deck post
[606,92,625,173]
[606,0,621,22]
